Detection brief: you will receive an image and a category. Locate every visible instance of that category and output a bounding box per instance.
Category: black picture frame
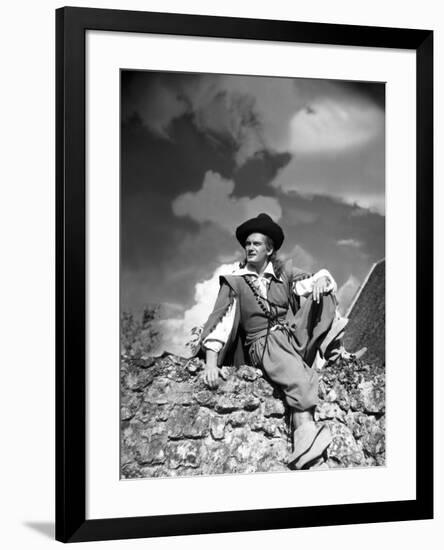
[55,6,434,543]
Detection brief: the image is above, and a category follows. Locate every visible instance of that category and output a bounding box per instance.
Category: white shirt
[203,263,336,353]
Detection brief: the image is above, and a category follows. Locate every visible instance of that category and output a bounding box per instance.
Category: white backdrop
[0,0,442,548]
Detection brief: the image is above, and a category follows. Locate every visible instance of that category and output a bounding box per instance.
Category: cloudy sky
[121,70,385,355]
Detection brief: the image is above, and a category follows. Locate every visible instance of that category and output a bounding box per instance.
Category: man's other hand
[312,275,330,303]
[203,364,220,388]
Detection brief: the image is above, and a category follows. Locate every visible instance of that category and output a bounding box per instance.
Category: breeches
[248,294,336,411]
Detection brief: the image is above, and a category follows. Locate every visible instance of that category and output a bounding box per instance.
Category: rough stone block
[316,402,346,422]
[229,411,249,427]
[135,437,167,466]
[215,396,241,413]
[210,416,226,440]
[183,409,210,439]
[243,395,261,411]
[195,390,217,408]
[168,441,201,469]
[359,381,385,414]
[327,423,365,467]
[263,399,285,418]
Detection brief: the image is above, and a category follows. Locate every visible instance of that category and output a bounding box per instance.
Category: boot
[288,421,331,470]
[293,424,332,470]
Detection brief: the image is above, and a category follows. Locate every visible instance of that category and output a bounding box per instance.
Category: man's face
[245,233,273,268]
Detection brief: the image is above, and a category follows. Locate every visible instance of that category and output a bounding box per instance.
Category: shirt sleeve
[202,299,237,353]
[294,268,337,297]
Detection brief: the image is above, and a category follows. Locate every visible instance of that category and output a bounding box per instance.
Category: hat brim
[235,214,284,250]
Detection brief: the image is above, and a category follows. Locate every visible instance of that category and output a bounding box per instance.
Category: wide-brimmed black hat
[235,213,284,250]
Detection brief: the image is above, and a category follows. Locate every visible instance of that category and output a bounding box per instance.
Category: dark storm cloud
[121,70,204,136]
[344,81,385,108]
[278,192,385,287]
[122,222,237,313]
[233,151,292,198]
[121,113,235,269]
[121,97,238,311]
[121,113,235,200]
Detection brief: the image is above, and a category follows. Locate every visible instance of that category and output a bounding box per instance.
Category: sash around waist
[244,318,291,347]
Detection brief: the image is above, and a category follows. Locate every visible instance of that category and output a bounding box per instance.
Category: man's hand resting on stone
[204,349,220,388]
[203,364,220,388]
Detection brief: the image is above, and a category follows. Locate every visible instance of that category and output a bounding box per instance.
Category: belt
[246,319,292,346]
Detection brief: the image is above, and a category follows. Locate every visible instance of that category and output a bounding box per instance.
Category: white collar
[231,261,282,282]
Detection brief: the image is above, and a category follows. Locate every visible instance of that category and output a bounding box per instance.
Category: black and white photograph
[0,0,438,546]
[120,70,386,479]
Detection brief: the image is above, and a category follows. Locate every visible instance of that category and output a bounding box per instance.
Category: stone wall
[120,351,385,478]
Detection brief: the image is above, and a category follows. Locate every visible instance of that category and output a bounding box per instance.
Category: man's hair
[239,234,284,277]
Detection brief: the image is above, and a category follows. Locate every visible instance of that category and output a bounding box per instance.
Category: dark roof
[343,259,385,366]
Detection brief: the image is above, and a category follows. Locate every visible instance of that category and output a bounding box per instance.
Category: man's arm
[201,298,237,387]
[294,268,337,302]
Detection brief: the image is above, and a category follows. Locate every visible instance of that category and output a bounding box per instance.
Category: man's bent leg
[292,294,337,366]
[294,294,366,367]
[251,331,332,469]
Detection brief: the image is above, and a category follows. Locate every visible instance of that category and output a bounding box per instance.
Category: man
[198,213,363,469]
